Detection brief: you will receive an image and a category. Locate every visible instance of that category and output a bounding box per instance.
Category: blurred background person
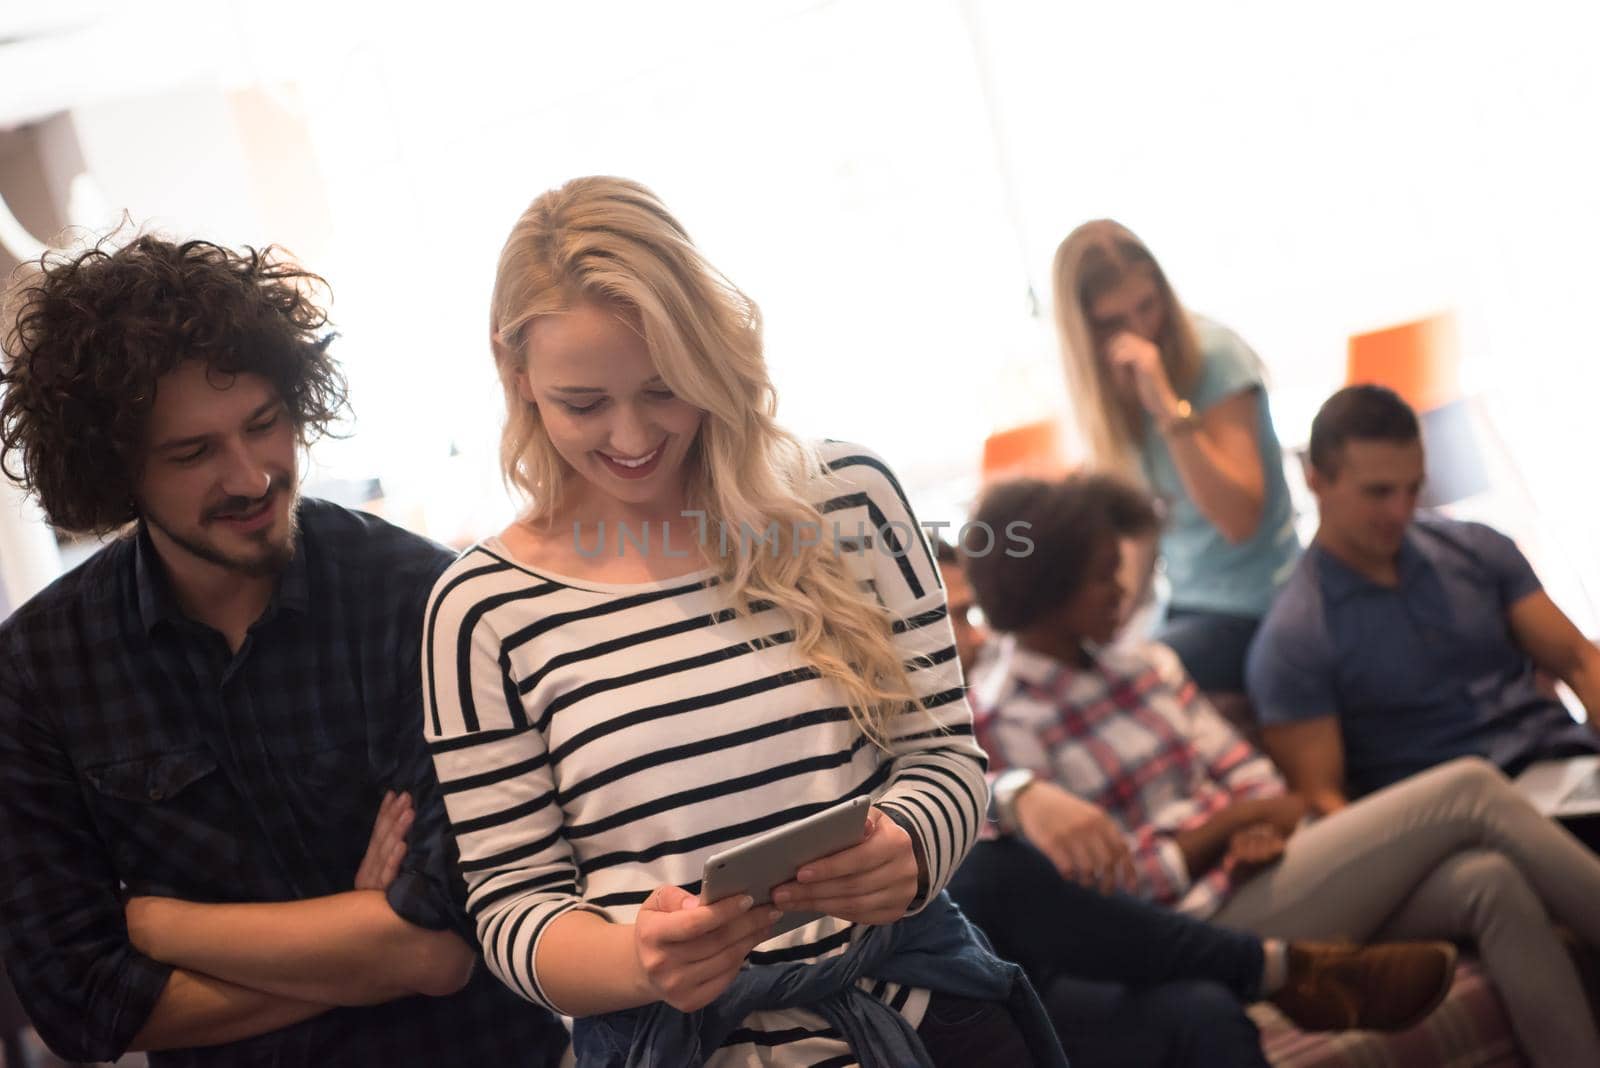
[1052,220,1300,694]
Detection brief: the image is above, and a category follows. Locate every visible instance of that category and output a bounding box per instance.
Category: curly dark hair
[0,235,348,533]
[963,472,1161,633]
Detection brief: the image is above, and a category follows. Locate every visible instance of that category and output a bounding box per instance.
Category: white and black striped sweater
[423,442,985,1066]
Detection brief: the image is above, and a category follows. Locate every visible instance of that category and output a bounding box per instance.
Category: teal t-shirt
[1139,316,1300,617]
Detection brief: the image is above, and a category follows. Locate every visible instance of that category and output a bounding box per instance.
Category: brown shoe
[1270,940,1458,1031]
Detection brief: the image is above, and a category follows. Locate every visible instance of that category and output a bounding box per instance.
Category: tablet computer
[700,794,872,938]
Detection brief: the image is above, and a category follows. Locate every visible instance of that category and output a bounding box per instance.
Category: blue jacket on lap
[572,892,1068,1068]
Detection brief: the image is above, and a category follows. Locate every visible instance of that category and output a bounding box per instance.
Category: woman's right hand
[1225,822,1287,879]
[1106,331,1180,420]
[633,885,781,1012]
[1177,793,1307,878]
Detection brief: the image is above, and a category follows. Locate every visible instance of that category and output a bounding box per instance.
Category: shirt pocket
[82,750,241,893]
[84,750,218,802]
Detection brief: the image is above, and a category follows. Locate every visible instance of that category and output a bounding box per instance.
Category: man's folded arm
[126,890,476,1006]
[0,661,322,1061]
[123,672,480,1010]
[383,672,483,943]
[129,971,327,1052]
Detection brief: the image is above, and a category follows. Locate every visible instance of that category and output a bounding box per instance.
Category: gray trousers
[1211,757,1600,1068]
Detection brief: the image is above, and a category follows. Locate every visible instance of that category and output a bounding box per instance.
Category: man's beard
[145,479,301,578]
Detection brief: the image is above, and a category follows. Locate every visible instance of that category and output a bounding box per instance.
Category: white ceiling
[0,1,106,44]
[0,1,235,130]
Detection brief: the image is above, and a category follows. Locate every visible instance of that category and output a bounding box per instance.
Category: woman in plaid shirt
[962,472,1600,1068]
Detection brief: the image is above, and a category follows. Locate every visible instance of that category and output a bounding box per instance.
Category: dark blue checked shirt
[0,498,568,1067]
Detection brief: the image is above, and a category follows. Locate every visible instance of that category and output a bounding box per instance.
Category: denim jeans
[917,991,1040,1067]
[1156,607,1262,693]
[948,837,1269,1068]
[1042,976,1269,1068]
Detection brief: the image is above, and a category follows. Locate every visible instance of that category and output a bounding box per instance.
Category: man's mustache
[204,477,288,522]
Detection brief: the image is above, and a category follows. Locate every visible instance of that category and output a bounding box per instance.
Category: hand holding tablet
[769,806,924,927]
[636,795,920,1010]
[700,795,873,937]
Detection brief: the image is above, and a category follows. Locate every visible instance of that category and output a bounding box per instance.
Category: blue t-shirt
[1139,317,1300,617]
[1246,514,1598,797]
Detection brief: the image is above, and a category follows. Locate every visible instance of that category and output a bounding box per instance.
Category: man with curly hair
[0,236,567,1065]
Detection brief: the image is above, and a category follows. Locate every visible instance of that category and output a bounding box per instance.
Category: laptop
[1514,755,1600,819]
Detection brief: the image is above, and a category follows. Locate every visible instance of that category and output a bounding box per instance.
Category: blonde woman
[1053,220,1299,693]
[423,178,1064,1067]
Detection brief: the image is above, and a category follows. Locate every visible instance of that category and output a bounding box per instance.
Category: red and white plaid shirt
[971,636,1285,918]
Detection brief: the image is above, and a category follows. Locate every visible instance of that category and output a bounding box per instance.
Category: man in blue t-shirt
[1246,385,1600,815]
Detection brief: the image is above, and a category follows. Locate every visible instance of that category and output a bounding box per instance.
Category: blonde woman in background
[423,177,1064,1067]
[1053,220,1299,694]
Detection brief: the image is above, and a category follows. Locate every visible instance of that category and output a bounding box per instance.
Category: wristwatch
[991,768,1037,836]
[1161,398,1200,435]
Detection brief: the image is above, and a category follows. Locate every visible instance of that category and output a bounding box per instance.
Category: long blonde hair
[1052,219,1203,474]
[490,176,923,748]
